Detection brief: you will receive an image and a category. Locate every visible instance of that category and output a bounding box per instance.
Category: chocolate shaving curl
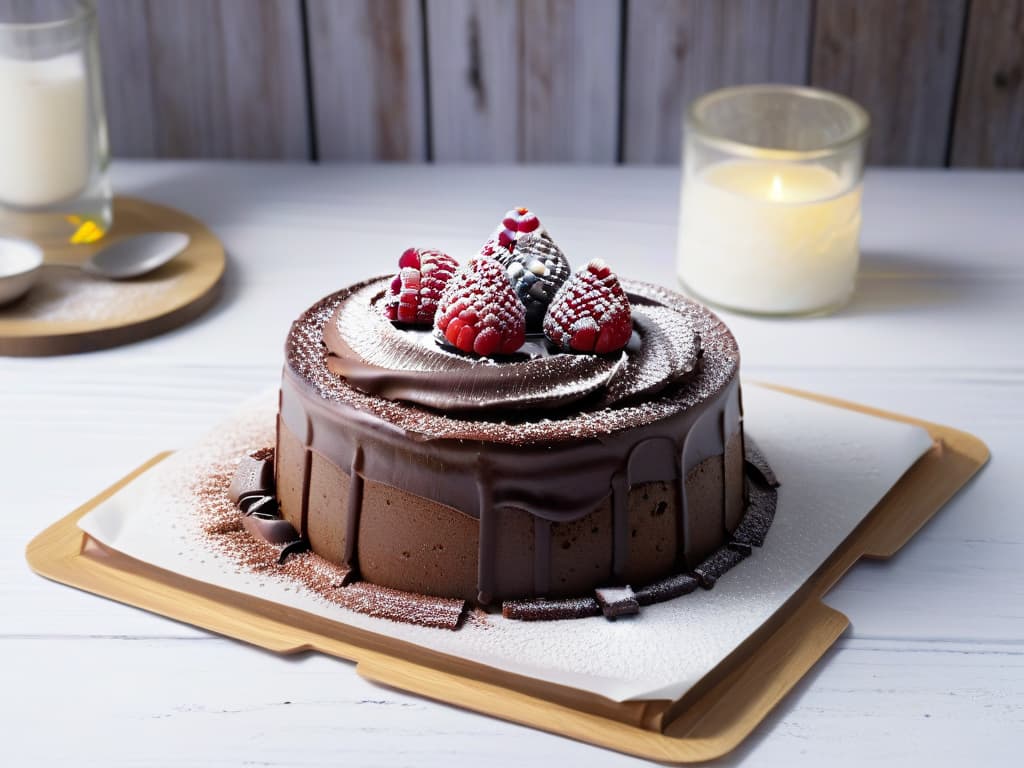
[242,514,300,546]
[228,454,275,505]
[277,539,310,564]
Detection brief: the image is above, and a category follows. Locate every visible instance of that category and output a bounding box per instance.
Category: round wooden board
[0,196,225,356]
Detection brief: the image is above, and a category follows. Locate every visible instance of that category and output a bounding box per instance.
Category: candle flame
[770,174,784,201]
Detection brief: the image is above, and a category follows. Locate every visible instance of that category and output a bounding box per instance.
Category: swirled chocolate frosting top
[285,276,740,447]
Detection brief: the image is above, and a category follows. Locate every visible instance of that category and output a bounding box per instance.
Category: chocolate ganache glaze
[276,275,745,606]
[323,277,700,411]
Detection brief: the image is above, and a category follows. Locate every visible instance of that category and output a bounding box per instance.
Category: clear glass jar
[0,0,111,246]
[677,85,869,316]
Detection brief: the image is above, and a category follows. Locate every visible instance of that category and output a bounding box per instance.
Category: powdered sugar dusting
[600,305,700,406]
[329,278,624,411]
[6,266,186,323]
[290,277,738,446]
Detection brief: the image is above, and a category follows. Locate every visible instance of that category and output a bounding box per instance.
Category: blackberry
[499,232,571,332]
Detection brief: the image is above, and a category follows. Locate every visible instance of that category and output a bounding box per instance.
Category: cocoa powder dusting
[190,455,466,630]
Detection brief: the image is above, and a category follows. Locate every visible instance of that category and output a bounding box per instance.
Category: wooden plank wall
[306,0,427,161]
[622,0,813,163]
[811,0,967,166]
[425,0,621,162]
[950,0,1024,166]
[96,0,310,159]
[1,0,1021,166]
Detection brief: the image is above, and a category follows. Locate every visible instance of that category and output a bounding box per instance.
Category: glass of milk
[678,85,869,316]
[0,1,111,245]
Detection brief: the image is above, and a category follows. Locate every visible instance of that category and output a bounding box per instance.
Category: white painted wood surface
[3,162,1022,765]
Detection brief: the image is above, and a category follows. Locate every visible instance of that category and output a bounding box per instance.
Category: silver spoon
[0,232,190,307]
[77,232,190,280]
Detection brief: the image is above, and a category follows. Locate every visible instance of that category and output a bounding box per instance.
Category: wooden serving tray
[0,196,225,356]
[26,385,988,762]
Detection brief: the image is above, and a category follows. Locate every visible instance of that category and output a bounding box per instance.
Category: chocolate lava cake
[265,208,751,610]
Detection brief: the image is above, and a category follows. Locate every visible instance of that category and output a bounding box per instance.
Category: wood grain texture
[307,0,427,161]
[426,0,620,162]
[518,0,621,162]
[426,0,519,161]
[7,1,1018,167]
[622,0,812,164]
[950,0,1024,167]
[94,0,158,157]
[94,0,310,159]
[3,636,1020,767]
[812,0,967,166]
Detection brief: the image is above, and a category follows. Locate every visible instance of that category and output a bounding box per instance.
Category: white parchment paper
[78,384,933,702]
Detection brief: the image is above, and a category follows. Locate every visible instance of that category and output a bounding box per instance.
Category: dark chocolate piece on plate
[731,478,778,549]
[594,586,640,620]
[694,545,750,589]
[331,564,357,588]
[502,597,602,621]
[243,514,300,545]
[228,454,276,505]
[744,437,780,488]
[241,494,279,517]
[634,572,699,606]
[277,538,311,564]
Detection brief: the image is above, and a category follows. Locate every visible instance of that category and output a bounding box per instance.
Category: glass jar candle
[677,85,869,316]
[0,1,111,245]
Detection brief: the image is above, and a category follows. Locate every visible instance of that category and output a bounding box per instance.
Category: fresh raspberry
[434,257,526,357]
[543,259,633,354]
[484,206,545,254]
[479,238,503,258]
[497,232,571,332]
[383,248,458,325]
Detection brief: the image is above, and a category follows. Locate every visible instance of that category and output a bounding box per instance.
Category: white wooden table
[3,162,1021,766]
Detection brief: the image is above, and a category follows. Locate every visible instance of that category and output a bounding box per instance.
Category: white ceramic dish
[0,238,44,307]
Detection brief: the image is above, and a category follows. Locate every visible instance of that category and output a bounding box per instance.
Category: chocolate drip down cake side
[228,207,779,624]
